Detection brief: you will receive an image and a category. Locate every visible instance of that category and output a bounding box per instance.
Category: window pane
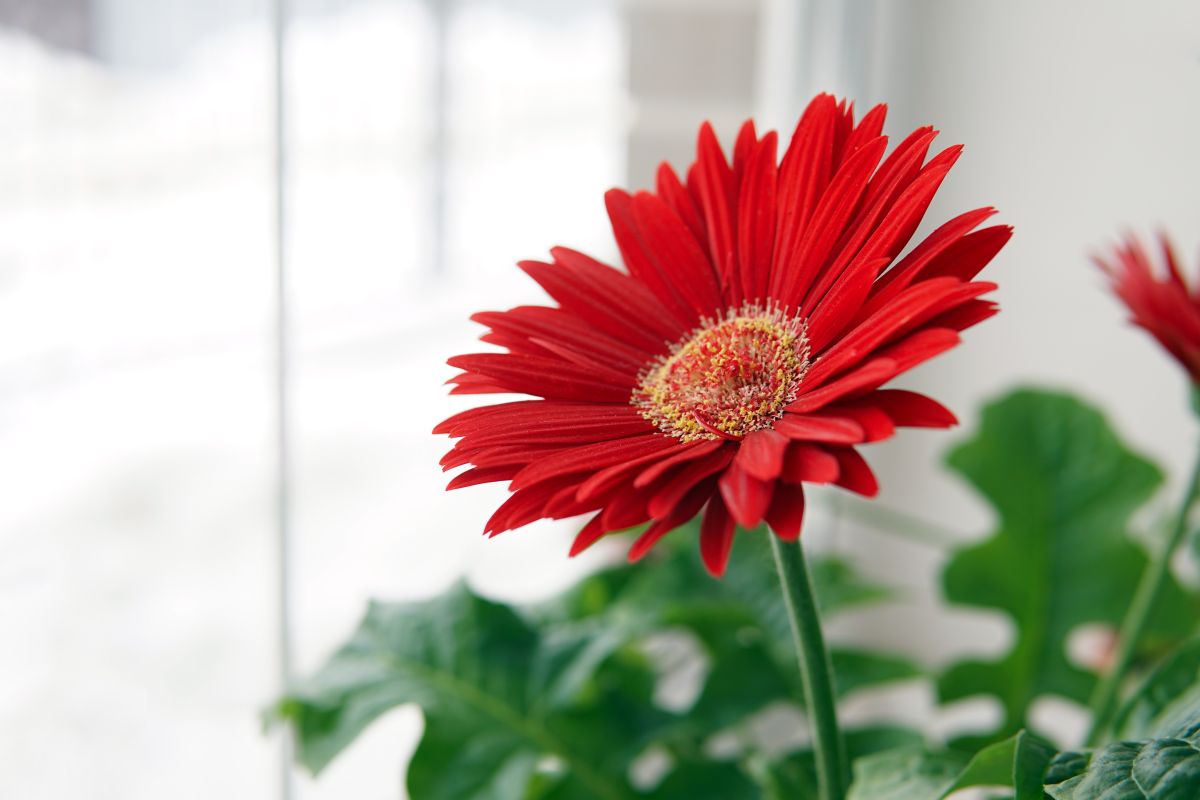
[284,1,624,795]
[0,2,279,797]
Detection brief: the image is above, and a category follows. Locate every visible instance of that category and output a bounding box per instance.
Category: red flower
[437,94,1007,577]
[1098,232,1200,384]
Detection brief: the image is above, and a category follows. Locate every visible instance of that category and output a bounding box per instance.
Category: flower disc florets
[633,303,811,442]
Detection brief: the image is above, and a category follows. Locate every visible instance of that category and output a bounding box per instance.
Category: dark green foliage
[1044,725,1200,799]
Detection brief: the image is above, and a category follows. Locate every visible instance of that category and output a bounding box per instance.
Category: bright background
[1,0,1198,797]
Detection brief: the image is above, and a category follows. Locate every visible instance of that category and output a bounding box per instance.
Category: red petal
[788,358,898,413]
[692,122,739,293]
[804,255,891,352]
[447,353,632,402]
[774,414,865,443]
[699,495,737,577]
[732,118,758,184]
[574,442,693,503]
[781,443,840,484]
[829,98,855,165]
[733,428,789,481]
[630,191,724,318]
[877,327,961,372]
[800,277,964,388]
[933,299,999,332]
[829,404,895,442]
[485,475,579,535]
[867,144,964,263]
[795,127,937,310]
[857,126,937,219]
[519,253,678,351]
[473,306,648,374]
[599,483,655,531]
[446,374,509,395]
[629,478,715,562]
[718,465,774,529]
[438,400,638,435]
[511,435,676,490]
[866,208,998,314]
[457,417,652,449]
[919,224,1012,286]
[441,442,560,471]
[765,482,806,540]
[773,135,888,305]
[446,465,520,490]
[800,145,961,317]
[633,439,727,487]
[736,132,779,302]
[656,162,706,242]
[648,446,734,519]
[869,389,957,428]
[831,448,879,497]
[569,513,607,557]
[839,103,887,164]
[606,189,698,325]
[774,95,839,280]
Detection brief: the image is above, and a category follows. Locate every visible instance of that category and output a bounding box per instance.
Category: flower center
[633,304,811,442]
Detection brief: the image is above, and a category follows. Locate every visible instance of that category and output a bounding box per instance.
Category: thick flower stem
[769,535,847,800]
[1085,444,1200,746]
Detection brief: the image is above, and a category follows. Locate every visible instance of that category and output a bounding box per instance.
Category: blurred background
[1,0,1198,797]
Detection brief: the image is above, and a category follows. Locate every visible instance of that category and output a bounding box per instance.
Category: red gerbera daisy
[1097,232,1200,384]
[436,93,1008,577]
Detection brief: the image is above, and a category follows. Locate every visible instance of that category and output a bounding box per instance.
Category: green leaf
[809,555,893,612]
[274,587,539,775]
[747,726,923,800]
[407,716,541,800]
[846,747,968,800]
[274,523,919,793]
[845,732,1056,800]
[1042,750,1090,786]
[1044,724,1200,799]
[844,725,927,757]
[273,586,639,800]
[1116,637,1200,739]
[944,730,1055,800]
[939,389,1192,744]
[746,753,819,800]
[831,649,922,697]
[649,758,761,799]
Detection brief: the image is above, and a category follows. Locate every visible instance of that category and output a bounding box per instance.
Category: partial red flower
[436,94,1007,577]
[1097,232,1200,384]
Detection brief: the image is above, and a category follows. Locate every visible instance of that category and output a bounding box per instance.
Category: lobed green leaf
[939,389,1193,746]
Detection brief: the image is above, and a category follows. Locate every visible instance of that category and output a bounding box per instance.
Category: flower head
[437,94,1007,576]
[1097,232,1200,384]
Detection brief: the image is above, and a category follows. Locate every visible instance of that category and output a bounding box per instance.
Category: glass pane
[284,0,625,795]
[0,2,279,798]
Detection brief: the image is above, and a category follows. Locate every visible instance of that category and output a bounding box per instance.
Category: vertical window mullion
[270,0,295,798]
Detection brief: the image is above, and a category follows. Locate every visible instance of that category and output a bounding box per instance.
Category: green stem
[1085,445,1200,746]
[769,536,848,800]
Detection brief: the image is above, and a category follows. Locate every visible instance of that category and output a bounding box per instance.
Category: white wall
[776,0,1200,744]
[867,0,1200,513]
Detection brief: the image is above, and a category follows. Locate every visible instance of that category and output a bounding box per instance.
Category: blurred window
[0,0,622,797]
